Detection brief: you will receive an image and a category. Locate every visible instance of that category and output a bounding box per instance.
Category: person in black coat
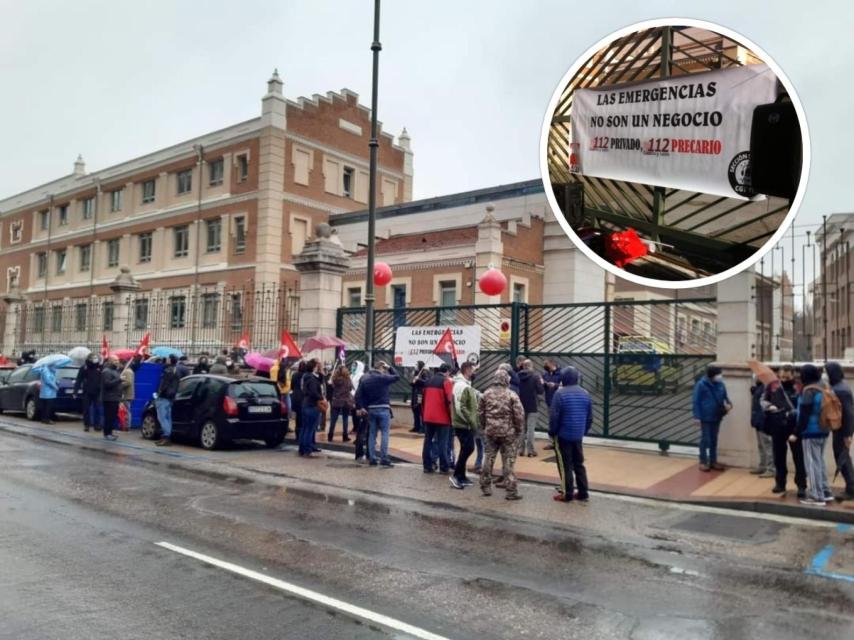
[100,356,123,441]
[763,365,806,498]
[409,361,428,433]
[291,361,306,444]
[826,361,854,499]
[517,359,544,457]
[74,355,103,432]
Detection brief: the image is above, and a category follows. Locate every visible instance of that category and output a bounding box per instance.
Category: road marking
[155,541,451,640]
[805,524,854,583]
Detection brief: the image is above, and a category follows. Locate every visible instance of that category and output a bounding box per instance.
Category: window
[102,301,114,331]
[107,238,120,267]
[176,169,193,195]
[138,232,152,263]
[82,197,95,220]
[75,303,87,331]
[58,204,69,226]
[209,158,224,186]
[51,306,62,333]
[142,179,156,204]
[291,217,308,256]
[342,166,354,198]
[347,287,361,307]
[110,189,123,212]
[512,282,526,303]
[170,295,186,329]
[174,225,189,258]
[55,249,67,275]
[439,280,457,325]
[33,308,45,333]
[176,377,203,400]
[37,252,47,278]
[237,154,249,182]
[205,218,222,253]
[134,298,149,330]
[234,216,246,254]
[8,366,30,384]
[9,220,23,244]
[202,293,219,328]
[79,244,91,272]
[229,293,243,329]
[39,210,49,231]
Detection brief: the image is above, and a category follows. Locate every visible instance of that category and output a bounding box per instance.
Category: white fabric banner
[570,64,778,200]
[394,326,482,368]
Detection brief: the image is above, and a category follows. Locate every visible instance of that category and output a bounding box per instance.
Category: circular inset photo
[540,19,809,287]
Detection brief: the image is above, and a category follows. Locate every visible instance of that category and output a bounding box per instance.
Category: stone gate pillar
[110,267,139,347]
[293,223,350,343]
[2,285,25,357]
[715,269,757,467]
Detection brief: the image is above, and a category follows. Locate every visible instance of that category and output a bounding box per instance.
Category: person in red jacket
[422,364,454,473]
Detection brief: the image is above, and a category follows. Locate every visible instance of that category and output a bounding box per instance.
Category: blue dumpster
[130,361,164,428]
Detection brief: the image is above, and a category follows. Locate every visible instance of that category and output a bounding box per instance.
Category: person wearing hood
[498,362,521,397]
[692,365,732,472]
[209,355,229,375]
[100,356,123,441]
[517,359,544,457]
[762,364,806,498]
[478,367,524,500]
[826,362,854,499]
[74,354,103,432]
[549,366,592,502]
[193,355,210,375]
[797,363,833,505]
[37,365,59,425]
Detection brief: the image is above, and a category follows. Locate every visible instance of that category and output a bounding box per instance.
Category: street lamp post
[363,0,382,370]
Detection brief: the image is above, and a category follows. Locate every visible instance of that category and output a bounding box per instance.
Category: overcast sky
[1,0,851,250]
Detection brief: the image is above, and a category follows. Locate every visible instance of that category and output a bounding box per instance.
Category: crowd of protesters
[695,361,854,506]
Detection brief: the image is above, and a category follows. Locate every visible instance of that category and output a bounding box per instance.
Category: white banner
[570,64,778,199]
[394,326,482,368]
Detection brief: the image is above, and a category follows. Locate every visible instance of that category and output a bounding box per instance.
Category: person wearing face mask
[825,362,854,500]
[691,365,732,472]
[74,354,103,432]
[762,365,806,498]
[796,364,832,506]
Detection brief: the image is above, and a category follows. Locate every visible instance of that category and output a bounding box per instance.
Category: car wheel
[25,397,38,421]
[265,430,286,448]
[199,420,222,450]
[141,414,159,440]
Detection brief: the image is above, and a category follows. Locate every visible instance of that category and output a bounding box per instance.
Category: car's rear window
[56,368,79,380]
[227,381,278,399]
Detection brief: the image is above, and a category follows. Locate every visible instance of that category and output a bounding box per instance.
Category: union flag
[100,335,109,359]
[134,332,151,358]
[432,328,458,369]
[235,333,250,350]
[278,330,301,360]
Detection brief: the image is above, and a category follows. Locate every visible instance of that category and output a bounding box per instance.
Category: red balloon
[374,262,393,286]
[479,268,507,296]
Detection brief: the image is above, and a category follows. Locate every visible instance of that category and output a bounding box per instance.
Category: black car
[0,364,82,420]
[140,374,288,450]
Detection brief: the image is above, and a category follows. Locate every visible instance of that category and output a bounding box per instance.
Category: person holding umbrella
[37,364,59,424]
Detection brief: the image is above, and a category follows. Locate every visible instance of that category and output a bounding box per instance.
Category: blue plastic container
[129,362,164,428]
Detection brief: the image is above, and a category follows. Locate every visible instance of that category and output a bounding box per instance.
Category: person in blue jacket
[796,363,832,506]
[692,365,732,471]
[38,366,59,425]
[548,366,592,502]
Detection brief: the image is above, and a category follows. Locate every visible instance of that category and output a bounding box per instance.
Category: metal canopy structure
[547,25,790,280]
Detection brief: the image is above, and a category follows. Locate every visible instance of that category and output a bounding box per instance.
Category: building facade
[0,71,413,355]
[812,212,854,360]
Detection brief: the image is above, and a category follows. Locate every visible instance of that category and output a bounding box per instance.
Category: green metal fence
[337,298,717,446]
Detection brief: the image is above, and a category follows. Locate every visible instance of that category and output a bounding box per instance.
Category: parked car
[140,374,288,450]
[0,364,82,419]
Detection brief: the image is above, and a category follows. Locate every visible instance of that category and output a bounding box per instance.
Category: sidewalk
[319,422,854,519]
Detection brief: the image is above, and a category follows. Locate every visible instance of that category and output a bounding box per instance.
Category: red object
[604,228,649,268]
[278,330,302,360]
[280,398,288,416]
[301,335,346,352]
[235,333,250,350]
[223,396,239,417]
[432,328,459,368]
[421,375,454,425]
[100,335,109,359]
[109,349,136,361]
[118,403,129,431]
[373,262,393,286]
[479,268,507,296]
[134,332,151,358]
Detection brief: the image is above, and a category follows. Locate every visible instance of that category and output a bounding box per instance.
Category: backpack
[803,384,843,432]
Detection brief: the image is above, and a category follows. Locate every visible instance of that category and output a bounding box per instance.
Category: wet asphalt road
[1,425,853,639]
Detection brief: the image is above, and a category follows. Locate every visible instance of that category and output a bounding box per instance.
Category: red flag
[134,332,151,358]
[278,330,302,360]
[432,329,458,368]
[605,228,649,268]
[235,332,250,350]
[100,335,109,359]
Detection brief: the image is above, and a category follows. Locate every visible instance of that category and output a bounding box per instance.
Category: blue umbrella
[150,346,184,359]
[32,354,73,372]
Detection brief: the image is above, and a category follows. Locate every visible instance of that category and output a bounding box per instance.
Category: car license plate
[248,405,272,414]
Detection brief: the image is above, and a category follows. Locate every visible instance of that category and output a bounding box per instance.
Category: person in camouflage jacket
[479,367,525,500]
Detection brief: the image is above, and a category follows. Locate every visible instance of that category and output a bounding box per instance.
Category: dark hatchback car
[0,364,82,419]
[140,374,288,450]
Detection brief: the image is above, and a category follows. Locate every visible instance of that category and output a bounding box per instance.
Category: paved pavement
[1,421,853,639]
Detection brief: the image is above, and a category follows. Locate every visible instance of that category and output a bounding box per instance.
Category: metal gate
[337,298,716,446]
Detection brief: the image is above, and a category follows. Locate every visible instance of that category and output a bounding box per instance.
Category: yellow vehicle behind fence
[613,335,681,394]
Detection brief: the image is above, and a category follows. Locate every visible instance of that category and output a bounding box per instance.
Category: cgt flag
[134,332,151,358]
[235,333,250,351]
[100,335,109,359]
[278,330,302,360]
[432,328,459,370]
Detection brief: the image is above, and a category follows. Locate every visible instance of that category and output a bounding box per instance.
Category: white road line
[155,541,452,640]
